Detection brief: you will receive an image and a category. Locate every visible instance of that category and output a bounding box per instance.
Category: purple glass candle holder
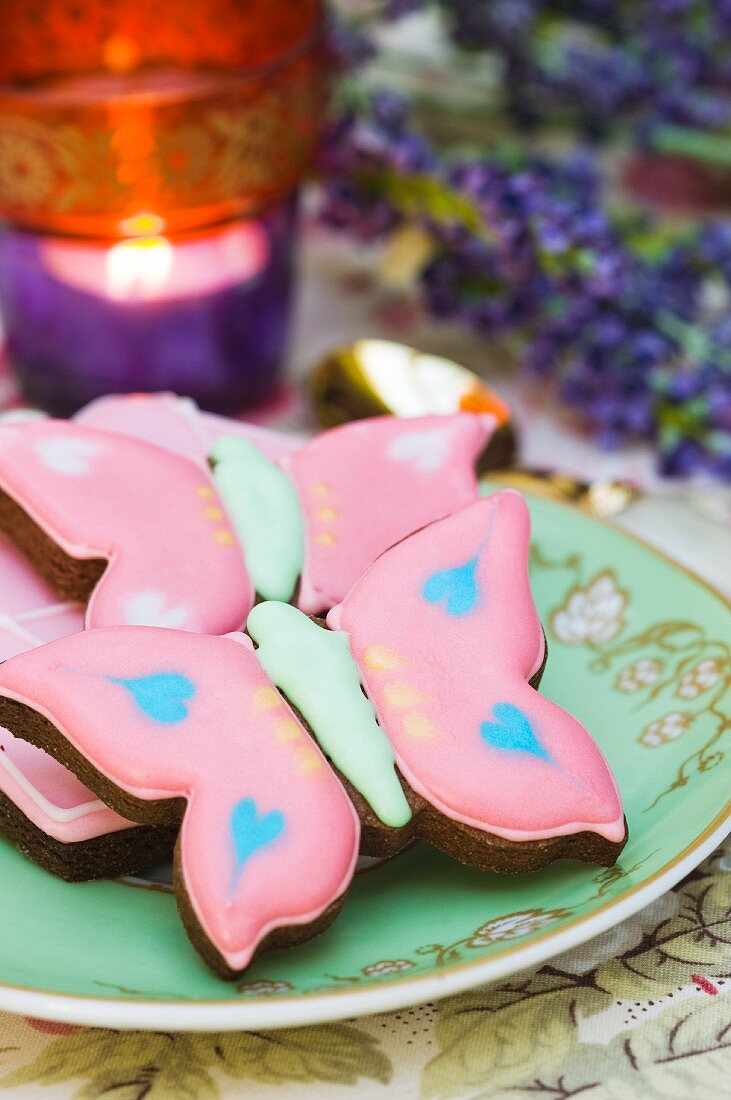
[0,0,328,414]
[0,197,297,416]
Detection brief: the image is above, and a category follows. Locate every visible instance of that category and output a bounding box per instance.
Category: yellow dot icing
[203,506,225,521]
[296,747,323,773]
[196,485,215,499]
[383,681,425,708]
[214,530,235,546]
[362,644,405,672]
[315,531,338,547]
[316,506,339,523]
[274,716,301,743]
[402,714,438,739]
[311,481,332,500]
[251,686,281,716]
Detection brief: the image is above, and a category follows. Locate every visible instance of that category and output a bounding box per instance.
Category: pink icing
[286,414,496,614]
[0,531,136,842]
[0,734,134,842]
[0,420,253,633]
[75,393,300,467]
[0,627,359,973]
[328,492,625,845]
[78,401,495,616]
[0,532,82,660]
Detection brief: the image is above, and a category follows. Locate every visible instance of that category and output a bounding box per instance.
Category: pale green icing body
[210,437,304,603]
[247,601,412,828]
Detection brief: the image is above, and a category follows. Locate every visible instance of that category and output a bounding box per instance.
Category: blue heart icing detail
[480,703,551,762]
[231,798,285,883]
[109,673,195,724]
[423,555,479,616]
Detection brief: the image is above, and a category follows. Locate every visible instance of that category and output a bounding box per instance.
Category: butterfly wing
[76,393,299,466]
[328,492,626,848]
[0,529,136,844]
[287,414,495,614]
[0,421,253,633]
[0,627,359,976]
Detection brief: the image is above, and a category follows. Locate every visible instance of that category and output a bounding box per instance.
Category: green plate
[0,493,728,1030]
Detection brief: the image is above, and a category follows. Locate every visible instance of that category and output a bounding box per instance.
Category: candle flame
[106,236,174,301]
[120,213,166,237]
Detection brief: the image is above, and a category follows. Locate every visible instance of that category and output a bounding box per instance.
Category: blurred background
[0,0,729,493]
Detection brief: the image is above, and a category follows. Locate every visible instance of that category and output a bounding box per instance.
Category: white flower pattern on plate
[236,980,293,995]
[551,571,626,645]
[676,657,724,699]
[616,657,663,693]
[467,909,566,948]
[640,711,693,747]
[363,959,415,977]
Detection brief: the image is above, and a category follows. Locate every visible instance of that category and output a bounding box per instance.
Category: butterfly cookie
[249,491,627,871]
[0,492,626,977]
[0,419,253,633]
[212,412,497,613]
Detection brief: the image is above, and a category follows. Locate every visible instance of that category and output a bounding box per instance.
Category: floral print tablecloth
[0,835,728,1099]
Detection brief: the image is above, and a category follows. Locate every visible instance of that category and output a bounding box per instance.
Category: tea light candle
[0,0,327,414]
[0,198,297,415]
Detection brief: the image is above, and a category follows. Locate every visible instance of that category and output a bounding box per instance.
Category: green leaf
[598,874,731,1000]
[651,124,731,168]
[422,969,608,1098]
[358,168,486,235]
[597,996,731,1100]
[211,1023,392,1086]
[1,1023,392,1096]
[2,1031,220,1100]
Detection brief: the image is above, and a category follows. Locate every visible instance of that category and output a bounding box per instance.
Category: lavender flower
[318,94,731,478]
[439,0,731,141]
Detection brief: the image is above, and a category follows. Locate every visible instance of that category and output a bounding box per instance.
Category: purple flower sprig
[330,2,731,153]
[319,93,731,478]
[439,0,731,149]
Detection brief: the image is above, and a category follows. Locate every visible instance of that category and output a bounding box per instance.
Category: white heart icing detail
[387,427,454,473]
[124,590,190,629]
[35,436,100,475]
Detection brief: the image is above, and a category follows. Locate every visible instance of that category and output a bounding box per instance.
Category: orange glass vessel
[0,0,326,239]
[0,0,328,413]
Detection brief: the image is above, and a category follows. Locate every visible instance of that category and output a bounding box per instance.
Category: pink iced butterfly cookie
[75,391,300,468]
[248,491,627,872]
[0,531,175,879]
[0,490,626,977]
[0,628,360,977]
[212,412,496,614]
[0,419,253,633]
[16,403,493,619]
